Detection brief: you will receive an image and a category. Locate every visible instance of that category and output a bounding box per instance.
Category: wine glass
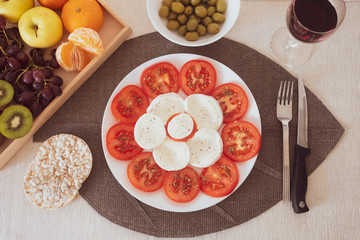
[271,0,346,66]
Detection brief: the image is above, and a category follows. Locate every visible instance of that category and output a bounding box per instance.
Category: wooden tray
[0,0,132,169]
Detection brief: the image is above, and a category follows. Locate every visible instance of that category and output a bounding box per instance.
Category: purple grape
[50,49,56,57]
[6,27,20,40]
[29,102,42,119]
[6,45,20,57]
[50,57,60,69]
[32,69,45,83]
[4,71,16,83]
[17,91,34,106]
[44,60,52,67]
[33,55,44,66]
[7,57,21,71]
[41,87,53,101]
[51,85,62,97]
[32,81,44,91]
[30,48,44,57]
[16,51,30,66]
[19,84,32,93]
[0,16,6,28]
[42,68,53,78]
[49,76,63,86]
[22,70,34,85]
[0,37,7,49]
[0,56,7,69]
[40,97,50,107]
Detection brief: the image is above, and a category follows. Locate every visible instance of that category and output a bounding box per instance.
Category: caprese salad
[106,59,261,203]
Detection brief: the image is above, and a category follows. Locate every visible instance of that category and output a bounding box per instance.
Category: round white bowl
[146,0,241,47]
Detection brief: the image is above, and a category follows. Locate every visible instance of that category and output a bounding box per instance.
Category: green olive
[190,0,201,6]
[171,2,185,13]
[216,0,226,13]
[212,12,225,23]
[207,6,216,16]
[189,14,201,23]
[184,5,193,15]
[167,20,180,31]
[186,18,199,31]
[207,0,217,5]
[159,6,170,18]
[185,31,199,41]
[177,14,188,25]
[207,23,220,34]
[167,11,178,20]
[178,25,187,36]
[196,24,207,36]
[194,6,207,18]
[181,0,190,4]
[201,16,212,26]
[162,0,173,8]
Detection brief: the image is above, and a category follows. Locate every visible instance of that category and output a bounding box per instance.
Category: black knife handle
[291,144,311,213]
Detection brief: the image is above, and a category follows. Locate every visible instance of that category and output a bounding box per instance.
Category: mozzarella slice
[167,113,194,140]
[153,137,190,171]
[147,93,184,124]
[184,94,223,130]
[187,128,223,168]
[134,113,166,149]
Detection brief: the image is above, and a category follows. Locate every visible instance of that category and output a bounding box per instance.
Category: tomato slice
[165,113,198,142]
[127,152,167,192]
[200,156,239,198]
[212,83,249,123]
[111,85,150,124]
[221,120,261,162]
[106,123,143,160]
[163,166,201,203]
[140,62,180,98]
[180,60,216,95]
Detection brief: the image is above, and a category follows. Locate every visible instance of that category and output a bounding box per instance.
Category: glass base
[270,27,313,67]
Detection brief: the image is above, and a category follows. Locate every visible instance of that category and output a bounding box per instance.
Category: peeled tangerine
[68,27,104,56]
[55,42,93,72]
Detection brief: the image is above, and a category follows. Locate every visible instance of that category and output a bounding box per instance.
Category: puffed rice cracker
[23,134,93,210]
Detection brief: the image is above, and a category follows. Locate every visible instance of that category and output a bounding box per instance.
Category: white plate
[146,0,241,47]
[101,53,261,212]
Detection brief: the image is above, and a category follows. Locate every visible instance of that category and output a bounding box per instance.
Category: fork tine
[289,81,294,105]
[281,81,288,105]
[285,81,291,104]
[277,81,283,104]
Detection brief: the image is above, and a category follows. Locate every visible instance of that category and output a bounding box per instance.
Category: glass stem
[287,34,299,48]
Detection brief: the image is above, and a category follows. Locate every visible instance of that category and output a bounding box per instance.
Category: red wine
[287,0,338,42]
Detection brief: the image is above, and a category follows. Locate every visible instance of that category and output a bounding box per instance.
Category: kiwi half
[0,80,14,108]
[0,105,33,139]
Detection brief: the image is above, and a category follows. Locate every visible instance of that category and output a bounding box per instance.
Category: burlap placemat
[34,32,344,238]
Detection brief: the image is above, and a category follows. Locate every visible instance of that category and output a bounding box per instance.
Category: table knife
[291,75,311,213]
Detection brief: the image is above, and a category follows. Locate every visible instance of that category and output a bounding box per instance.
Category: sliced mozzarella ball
[184,94,223,130]
[167,113,194,140]
[134,113,166,149]
[187,128,223,168]
[153,137,190,171]
[147,93,184,124]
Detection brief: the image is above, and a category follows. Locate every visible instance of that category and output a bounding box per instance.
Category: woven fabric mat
[34,32,344,238]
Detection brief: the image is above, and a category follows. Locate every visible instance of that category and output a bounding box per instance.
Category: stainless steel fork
[276,81,294,202]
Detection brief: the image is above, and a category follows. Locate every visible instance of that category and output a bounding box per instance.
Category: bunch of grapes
[0,15,63,119]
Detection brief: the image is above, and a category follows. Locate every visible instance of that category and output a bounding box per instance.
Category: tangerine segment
[68,27,104,56]
[61,0,104,33]
[56,42,93,72]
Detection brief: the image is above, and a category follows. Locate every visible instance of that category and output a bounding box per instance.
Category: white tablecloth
[1,1,359,239]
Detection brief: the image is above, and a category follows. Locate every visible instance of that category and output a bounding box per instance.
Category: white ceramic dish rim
[146,0,241,47]
[101,53,261,212]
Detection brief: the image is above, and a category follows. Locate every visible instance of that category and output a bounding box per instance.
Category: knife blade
[291,74,311,213]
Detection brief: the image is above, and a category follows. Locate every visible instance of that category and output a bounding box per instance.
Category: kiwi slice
[0,80,14,108]
[0,105,33,139]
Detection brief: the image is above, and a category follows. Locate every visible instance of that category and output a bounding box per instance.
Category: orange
[61,0,104,33]
[68,27,104,56]
[38,0,69,10]
[56,42,93,71]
